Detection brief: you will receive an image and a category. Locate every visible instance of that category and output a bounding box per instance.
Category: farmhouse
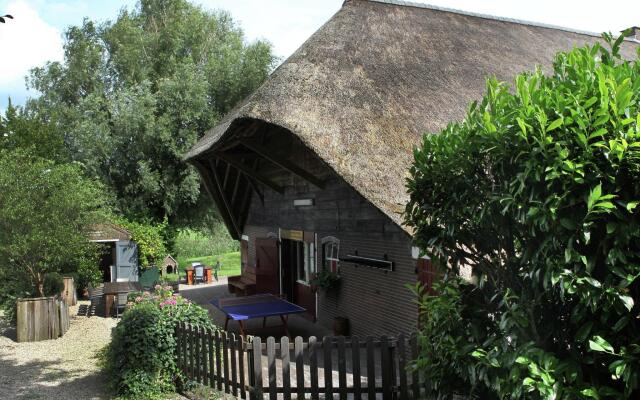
[185,0,639,336]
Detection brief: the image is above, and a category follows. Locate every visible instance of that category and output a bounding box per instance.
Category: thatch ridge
[185,0,639,234]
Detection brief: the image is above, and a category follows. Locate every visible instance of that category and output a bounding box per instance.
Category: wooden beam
[239,138,325,189]
[192,160,240,240]
[208,159,241,236]
[230,162,243,206]
[216,152,284,194]
[222,161,231,190]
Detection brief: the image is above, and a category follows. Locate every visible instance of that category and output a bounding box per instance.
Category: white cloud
[0,0,63,96]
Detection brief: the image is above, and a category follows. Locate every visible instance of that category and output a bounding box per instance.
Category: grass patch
[163,251,240,282]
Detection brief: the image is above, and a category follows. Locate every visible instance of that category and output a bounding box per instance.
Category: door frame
[278,228,317,319]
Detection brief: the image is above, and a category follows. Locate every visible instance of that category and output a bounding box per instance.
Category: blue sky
[1,0,639,113]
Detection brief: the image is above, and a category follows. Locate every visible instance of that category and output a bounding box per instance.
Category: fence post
[249,336,263,400]
[323,336,332,399]
[380,335,392,400]
[397,333,408,400]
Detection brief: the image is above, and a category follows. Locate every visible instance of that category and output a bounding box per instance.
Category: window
[296,241,315,283]
[321,236,340,273]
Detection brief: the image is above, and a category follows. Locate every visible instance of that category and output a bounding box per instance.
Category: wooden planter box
[16,297,70,342]
[62,276,77,306]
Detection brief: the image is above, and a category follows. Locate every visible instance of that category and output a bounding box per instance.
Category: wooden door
[255,237,279,295]
[294,231,316,319]
[416,257,438,295]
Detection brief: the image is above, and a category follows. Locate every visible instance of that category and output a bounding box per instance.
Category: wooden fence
[175,323,427,399]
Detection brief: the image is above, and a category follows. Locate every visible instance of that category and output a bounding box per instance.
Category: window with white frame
[296,241,315,284]
[321,236,340,273]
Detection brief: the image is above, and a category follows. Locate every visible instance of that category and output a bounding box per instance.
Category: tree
[405,36,640,399]
[26,0,276,225]
[0,150,107,297]
[0,100,69,163]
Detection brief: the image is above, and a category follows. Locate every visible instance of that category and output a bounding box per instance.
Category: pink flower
[135,296,143,302]
[154,284,161,290]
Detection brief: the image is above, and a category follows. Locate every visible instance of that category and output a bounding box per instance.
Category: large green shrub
[104,285,214,398]
[43,273,64,297]
[117,218,168,268]
[0,150,107,299]
[405,36,640,399]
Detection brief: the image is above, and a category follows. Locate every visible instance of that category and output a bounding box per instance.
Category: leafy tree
[0,150,107,297]
[26,0,276,224]
[0,100,69,163]
[116,217,168,268]
[406,36,640,399]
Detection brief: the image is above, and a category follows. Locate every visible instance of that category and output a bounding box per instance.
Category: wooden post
[337,336,347,400]
[281,336,291,400]
[294,336,304,399]
[380,336,392,399]
[352,336,362,400]
[231,333,239,397]
[215,330,222,390]
[208,329,215,389]
[309,336,319,400]
[195,326,202,383]
[267,336,277,400]
[397,333,408,400]
[323,336,332,399]
[410,334,419,399]
[239,335,246,399]
[249,336,263,400]
[223,331,230,394]
[366,336,376,400]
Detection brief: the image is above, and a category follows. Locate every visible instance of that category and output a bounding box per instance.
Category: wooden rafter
[192,160,240,240]
[208,159,241,237]
[239,138,325,189]
[216,152,284,194]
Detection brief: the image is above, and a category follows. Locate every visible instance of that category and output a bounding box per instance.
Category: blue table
[210,294,305,336]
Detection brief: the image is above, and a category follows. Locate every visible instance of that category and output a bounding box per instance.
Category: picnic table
[210,293,305,336]
[103,281,141,317]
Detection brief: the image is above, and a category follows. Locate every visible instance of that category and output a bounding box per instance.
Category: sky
[1,0,639,113]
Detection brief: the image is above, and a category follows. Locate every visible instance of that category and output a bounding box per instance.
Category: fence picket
[309,336,319,400]
[410,334,419,399]
[215,330,222,390]
[397,333,408,400]
[267,336,277,400]
[231,333,239,397]
[182,322,188,375]
[222,331,230,394]
[250,336,262,400]
[366,336,376,400]
[239,336,246,399]
[294,336,304,399]
[380,336,391,399]
[208,329,215,389]
[338,336,347,400]
[200,327,207,385]
[281,336,291,400]
[324,336,332,399]
[188,324,195,380]
[352,336,361,400]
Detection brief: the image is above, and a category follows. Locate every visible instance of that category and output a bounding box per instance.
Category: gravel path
[0,301,117,400]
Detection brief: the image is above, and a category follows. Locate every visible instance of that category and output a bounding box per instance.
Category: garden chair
[194,265,204,284]
[114,292,128,318]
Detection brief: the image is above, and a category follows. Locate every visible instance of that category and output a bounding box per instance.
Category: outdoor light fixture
[293,198,314,207]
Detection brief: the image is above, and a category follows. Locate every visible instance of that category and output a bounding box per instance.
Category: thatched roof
[185,0,639,235]
[88,223,131,242]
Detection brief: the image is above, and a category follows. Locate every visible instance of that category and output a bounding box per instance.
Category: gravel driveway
[0,301,117,400]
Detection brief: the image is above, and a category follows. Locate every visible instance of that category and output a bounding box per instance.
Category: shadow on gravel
[0,353,111,400]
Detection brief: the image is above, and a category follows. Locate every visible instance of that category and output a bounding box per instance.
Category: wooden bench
[227,266,256,296]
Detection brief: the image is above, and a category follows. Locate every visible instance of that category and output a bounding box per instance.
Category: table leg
[224,316,229,331]
[238,320,246,337]
[280,315,290,337]
[104,294,113,318]
[263,316,267,328]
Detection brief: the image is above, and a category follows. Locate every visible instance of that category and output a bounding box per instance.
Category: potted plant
[310,269,341,292]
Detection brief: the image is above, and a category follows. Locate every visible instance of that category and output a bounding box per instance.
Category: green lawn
[163,251,240,282]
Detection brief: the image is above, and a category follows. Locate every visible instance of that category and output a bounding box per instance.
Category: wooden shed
[88,223,139,282]
[185,0,639,336]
